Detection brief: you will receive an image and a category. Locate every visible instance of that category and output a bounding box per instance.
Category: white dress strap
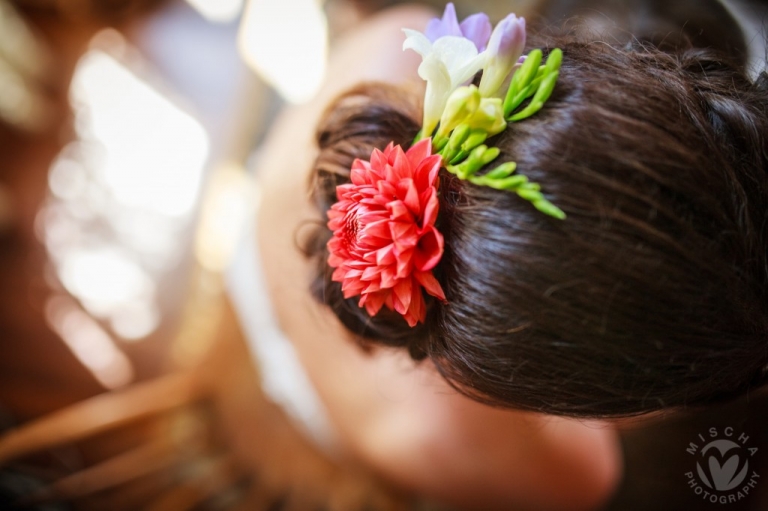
[225,181,339,455]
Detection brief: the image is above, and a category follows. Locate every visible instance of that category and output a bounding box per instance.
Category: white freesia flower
[403,29,487,137]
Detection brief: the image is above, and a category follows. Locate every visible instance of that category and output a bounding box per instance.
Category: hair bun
[307,83,437,359]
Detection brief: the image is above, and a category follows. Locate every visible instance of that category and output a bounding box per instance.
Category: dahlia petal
[380,267,397,289]
[363,299,381,317]
[345,269,364,279]
[363,291,387,316]
[405,139,433,168]
[350,161,367,185]
[428,154,442,182]
[393,279,413,314]
[421,190,439,227]
[393,295,405,315]
[364,281,381,293]
[371,195,391,207]
[415,271,446,301]
[340,280,359,294]
[342,274,365,290]
[414,227,444,271]
[413,154,442,189]
[399,178,421,215]
[408,287,426,323]
[394,242,417,261]
[358,209,385,223]
[361,266,380,281]
[385,164,398,185]
[392,223,419,249]
[342,282,366,299]
[370,149,390,177]
[386,143,404,165]
[376,244,396,266]
[391,146,411,180]
[352,160,377,186]
[377,180,397,198]
[364,219,391,240]
[348,260,368,270]
[390,220,412,240]
[389,201,411,221]
[415,295,426,322]
[396,250,413,278]
[335,183,356,199]
[362,200,384,211]
[331,266,346,281]
[328,253,344,268]
[402,295,422,327]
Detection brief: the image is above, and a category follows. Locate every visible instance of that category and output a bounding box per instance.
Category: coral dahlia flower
[327,138,446,327]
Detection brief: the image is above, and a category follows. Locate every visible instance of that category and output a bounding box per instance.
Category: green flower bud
[437,85,481,137]
[464,98,507,135]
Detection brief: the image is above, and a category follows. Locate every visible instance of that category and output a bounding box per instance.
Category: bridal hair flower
[328,3,563,325]
[327,139,446,327]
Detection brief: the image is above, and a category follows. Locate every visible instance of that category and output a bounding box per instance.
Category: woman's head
[306,37,768,417]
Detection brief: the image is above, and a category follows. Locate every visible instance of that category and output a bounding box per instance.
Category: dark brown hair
[305,37,768,417]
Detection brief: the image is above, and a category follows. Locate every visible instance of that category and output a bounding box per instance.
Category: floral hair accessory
[327,139,446,327]
[405,3,565,219]
[327,4,563,325]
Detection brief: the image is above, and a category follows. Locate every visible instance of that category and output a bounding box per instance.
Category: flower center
[342,209,360,249]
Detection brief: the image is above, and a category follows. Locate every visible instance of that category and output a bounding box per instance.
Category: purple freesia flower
[487,13,526,61]
[460,13,493,51]
[479,13,527,96]
[425,3,492,51]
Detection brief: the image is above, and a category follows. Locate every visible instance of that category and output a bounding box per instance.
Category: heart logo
[697,439,750,491]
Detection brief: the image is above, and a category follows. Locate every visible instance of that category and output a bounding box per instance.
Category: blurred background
[0,0,359,416]
[0,0,766,509]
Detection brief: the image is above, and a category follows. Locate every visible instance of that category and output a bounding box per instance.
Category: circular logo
[685,427,760,505]
[697,439,750,491]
